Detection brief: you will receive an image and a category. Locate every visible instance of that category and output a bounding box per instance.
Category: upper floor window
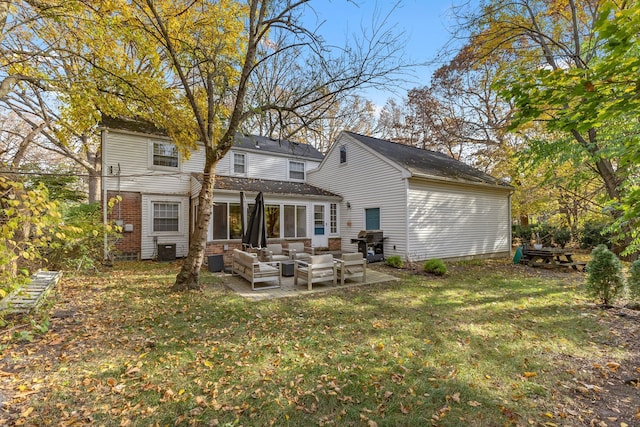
[152,141,178,168]
[289,161,305,180]
[233,153,246,175]
[339,146,347,164]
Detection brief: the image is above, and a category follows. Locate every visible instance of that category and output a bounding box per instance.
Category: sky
[301,0,473,106]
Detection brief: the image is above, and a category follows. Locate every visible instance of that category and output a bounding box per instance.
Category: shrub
[46,203,119,271]
[579,221,612,250]
[553,227,571,248]
[512,224,533,245]
[423,259,447,276]
[585,244,624,306]
[628,260,640,302]
[385,255,403,268]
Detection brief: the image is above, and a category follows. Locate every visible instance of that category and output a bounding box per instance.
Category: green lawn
[1,260,630,426]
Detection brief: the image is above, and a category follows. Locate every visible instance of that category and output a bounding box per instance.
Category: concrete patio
[216,267,400,301]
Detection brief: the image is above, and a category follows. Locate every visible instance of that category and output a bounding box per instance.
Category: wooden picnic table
[521,247,586,271]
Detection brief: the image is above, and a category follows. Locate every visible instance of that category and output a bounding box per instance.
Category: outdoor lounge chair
[285,242,314,261]
[294,254,337,290]
[335,252,367,285]
[260,244,290,262]
[232,249,281,290]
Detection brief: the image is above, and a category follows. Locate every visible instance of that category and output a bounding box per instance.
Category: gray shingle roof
[233,134,324,160]
[194,175,341,199]
[344,131,511,188]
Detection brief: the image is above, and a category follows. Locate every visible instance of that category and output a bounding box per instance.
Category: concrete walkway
[218,268,400,301]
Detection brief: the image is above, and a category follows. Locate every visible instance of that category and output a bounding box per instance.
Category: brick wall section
[328,238,341,251]
[107,191,141,256]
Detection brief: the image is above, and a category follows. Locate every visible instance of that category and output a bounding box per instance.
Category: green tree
[628,260,640,302]
[469,0,638,255]
[585,244,624,306]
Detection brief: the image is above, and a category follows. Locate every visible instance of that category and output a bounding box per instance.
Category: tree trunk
[87,169,100,203]
[172,156,217,291]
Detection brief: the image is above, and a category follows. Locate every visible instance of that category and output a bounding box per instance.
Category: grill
[351,230,385,263]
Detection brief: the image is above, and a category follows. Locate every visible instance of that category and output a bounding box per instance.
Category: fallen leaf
[605,362,620,372]
[524,372,537,378]
[467,401,481,407]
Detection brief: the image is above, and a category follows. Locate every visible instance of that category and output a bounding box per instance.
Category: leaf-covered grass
[1,260,626,426]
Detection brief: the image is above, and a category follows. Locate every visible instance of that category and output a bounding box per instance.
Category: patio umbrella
[242,192,267,249]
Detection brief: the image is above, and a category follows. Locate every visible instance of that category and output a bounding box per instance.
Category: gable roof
[102,116,323,161]
[343,131,512,188]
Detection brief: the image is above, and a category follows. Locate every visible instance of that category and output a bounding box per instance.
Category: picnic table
[521,247,586,271]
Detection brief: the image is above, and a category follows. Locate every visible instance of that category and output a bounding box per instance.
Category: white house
[101,117,341,262]
[102,118,512,263]
[307,131,514,262]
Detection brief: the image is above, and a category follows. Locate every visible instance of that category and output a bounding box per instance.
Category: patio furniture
[260,243,290,262]
[294,254,337,290]
[285,242,314,261]
[520,247,586,271]
[232,249,281,290]
[281,260,295,277]
[335,252,367,285]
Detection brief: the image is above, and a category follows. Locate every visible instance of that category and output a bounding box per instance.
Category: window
[233,153,246,174]
[229,204,242,239]
[152,141,178,168]
[212,202,242,239]
[265,205,280,238]
[289,161,305,180]
[330,203,337,234]
[153,202,179,232]
[284,205,307,238]
[339,146,347,164]
[365,208,380,230]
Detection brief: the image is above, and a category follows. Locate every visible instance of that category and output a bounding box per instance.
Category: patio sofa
[232,249,281,290]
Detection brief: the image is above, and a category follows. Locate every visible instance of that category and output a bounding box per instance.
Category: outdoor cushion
[258,263,278,273]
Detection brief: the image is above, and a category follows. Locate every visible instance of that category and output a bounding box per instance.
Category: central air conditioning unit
[157,243,176,261]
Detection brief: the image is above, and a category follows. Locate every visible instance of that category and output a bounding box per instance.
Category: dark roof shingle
[344,131,511,187]
[194,175,340,198]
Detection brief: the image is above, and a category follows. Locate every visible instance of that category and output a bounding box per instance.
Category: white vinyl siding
[141,194,189,259]
[407,180,510,261]
[215,150,320,181]
[104,132,199,194]
[307,134,407,257]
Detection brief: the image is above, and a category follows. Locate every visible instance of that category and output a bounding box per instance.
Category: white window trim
[150,200,182,235]
[232,151,247,176]
[329,202,338,235]
[288,160,305,181]
[148,139,180,171]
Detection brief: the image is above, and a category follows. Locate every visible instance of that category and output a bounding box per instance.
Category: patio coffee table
[281,260,295,277]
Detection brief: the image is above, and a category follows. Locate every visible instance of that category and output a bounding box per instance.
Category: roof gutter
[409,172,514,192]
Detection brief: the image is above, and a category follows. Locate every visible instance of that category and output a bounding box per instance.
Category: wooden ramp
[0,271,62,315]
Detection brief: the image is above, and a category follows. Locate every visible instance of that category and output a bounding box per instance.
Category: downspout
[404,177,410,262]
[102,128,108,260]
[508,189,514,254]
